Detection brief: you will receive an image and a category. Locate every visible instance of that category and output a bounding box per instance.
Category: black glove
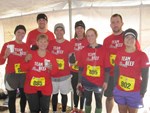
[69,53,76,64]
[30,45,38,50]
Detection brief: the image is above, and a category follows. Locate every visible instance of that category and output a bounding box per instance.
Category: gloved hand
[30,44,38,50]
[69,53,76,64]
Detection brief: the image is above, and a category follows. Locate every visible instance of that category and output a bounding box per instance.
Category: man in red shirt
[26,13,55,50]
[103,14,124,113]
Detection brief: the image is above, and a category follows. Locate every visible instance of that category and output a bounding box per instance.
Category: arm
[114,65,120,87]
[140,67,149,97]
[103,67,110,91]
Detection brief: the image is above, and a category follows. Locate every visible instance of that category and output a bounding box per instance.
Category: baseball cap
[123,28,137,39]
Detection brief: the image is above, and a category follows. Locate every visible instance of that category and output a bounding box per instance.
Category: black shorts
[104,76,114,97]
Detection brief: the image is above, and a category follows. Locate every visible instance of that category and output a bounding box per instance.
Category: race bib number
[56,59,65,70]
[86,65,100,77]
[119,75,135,91]
[72,61,79,70]
[110,54,116,66]
[14,63,25,74]
[30,77,45,87]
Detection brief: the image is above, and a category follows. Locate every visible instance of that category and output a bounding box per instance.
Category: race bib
[14,63,25,74]
[56,59,65,70]
[30,77,45,87]
[86,65,100,77]
[110,54,116,66]
[119,75,135,91]
[72,61,79,70]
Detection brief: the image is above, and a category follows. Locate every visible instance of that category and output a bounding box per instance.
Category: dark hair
[14,25,26,34]
[37,13,48,21]
[110,13,123,22]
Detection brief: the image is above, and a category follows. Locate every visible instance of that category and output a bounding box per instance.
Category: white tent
[0,0,150,48]
[0,0,150,113]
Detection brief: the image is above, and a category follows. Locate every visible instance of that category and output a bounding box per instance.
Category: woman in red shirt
[113,28,149,113]
[0,25,28,113]
[21,34,58,113]
[77,28,110,113]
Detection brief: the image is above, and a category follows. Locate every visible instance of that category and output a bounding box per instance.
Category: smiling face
[36,35,49,50]
[86,28,97,45]
[37,18,47,29]
[15,29,26,42]
[54,27,65,40]
[75,26,85,39]
[124,35,136,48]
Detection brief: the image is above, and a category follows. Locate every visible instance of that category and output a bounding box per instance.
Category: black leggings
[26,92,50,113]
[52,93,68,112]
[8,88,26,113]
[84,90,102,109]
[71,71,84,109]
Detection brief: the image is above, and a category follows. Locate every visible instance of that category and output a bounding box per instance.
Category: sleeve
[140,67,149,96]
[114,65,120,87]
[140,52,149,96]
[26,31,32,48]
[20,61,30,72]
[141,52,150,68]
[78,67,84,83]
[0,43,7,65]
[77,49,84,68]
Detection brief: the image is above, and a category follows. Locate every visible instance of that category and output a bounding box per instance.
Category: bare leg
[106,97,114,113]
[128,106,138,113]
[118,104,128,113]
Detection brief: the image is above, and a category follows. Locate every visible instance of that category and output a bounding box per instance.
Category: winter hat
[123,28,137,40]
[75,20,85,29]
[14,25,26,34]
[54,23,65,32]
[37,13,48,21]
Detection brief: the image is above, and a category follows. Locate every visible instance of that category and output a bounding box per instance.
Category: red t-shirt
[78,45,110,86]
[26,29,55,48]
[103,33,124,76]
[0,41,29,74]
[70,38,89,72]
[48,39,72,78]
[115,49,149,92]
[21,51,58,95]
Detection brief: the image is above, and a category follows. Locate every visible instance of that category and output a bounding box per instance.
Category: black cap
[75,20,85,29]
[123,28,137,39]
[37,13,48,21]
[14,25,26,34]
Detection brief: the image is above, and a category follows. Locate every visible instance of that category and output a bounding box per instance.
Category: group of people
[0,12,149,113]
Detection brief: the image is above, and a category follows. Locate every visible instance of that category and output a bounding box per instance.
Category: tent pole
[68,0,73,110]
[68,0,72,40]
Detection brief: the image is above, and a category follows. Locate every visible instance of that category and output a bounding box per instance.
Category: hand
[102,82,108,91]
[25,54,32,62]
[69,53,76,64]
[76,83,82,89]
[3,48,11,59]
[46,62,53,70]
[30,45,38,50]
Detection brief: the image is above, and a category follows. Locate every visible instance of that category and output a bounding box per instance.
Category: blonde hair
[36,34,49,42]
[86,28,98,37]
